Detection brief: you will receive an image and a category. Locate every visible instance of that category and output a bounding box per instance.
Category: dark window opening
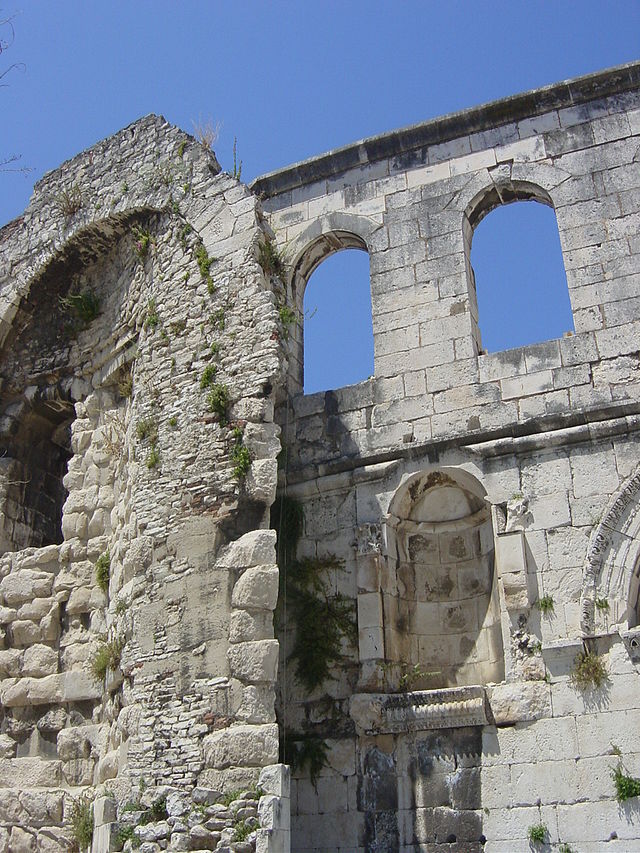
[470,200,574,353]
[303,249,373,394]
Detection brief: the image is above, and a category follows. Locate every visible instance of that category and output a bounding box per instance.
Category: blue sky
[2,1,638,392]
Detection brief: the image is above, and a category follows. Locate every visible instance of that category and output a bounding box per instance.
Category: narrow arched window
[468,196,574,353]
[302,248,373,394]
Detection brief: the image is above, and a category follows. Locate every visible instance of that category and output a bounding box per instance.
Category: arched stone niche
[381,468,504,689]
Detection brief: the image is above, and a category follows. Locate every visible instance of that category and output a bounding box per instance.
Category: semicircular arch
[580,461,640,635]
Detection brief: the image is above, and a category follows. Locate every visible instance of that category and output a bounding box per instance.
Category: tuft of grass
[527,822,547,844]
[535,594,554,615]
[136,417,158,443]
[232,819,252,842]
[200,364,218,390]
[257,237,285,278]
[206,384,230,423]
[571,649,608,691]
[60,290,100,326]
[232,441,251,481]
[90,637,124,682]
[612,759,640,802]
[95,552,110,594]
[279,305,296,339]
[220,789,242,806]
[595,597,610,611]
[168,415,177,428]
[232,136,242,180]
[56,185,83,219]
[146,444,160,469]
[69,796,93,852]
[195,244,216,293]
[118,370,133,399]
[145,298,159,330]
[283,734,329,789]
[132,224,154,260]
[192,117,220,149]
[115,825,140,849]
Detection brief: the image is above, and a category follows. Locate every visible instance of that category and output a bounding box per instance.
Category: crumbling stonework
[0,116,289,851]
[2,60,640,853]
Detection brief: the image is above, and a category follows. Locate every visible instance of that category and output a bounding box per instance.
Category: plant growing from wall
[231,426,251,480]
[118,368,133,398]
[90,637,124,682]
[206,384,230,423]
[611,746,640,802]
[570,648,608,691]
[278,305,296,339]
[527,822,548,844]
[145,299,159,330]
[195,244,216,293]
[283,733,329,789]
[132,224,154,261]
[56,185,83,219]
[114,825,140,849]
[136,417,158,443]
[59,290,101,326]
[200,364,217,389]
[95,551,110,593]
[595,597,610,611]
[258,236,285,278]
[232,819,253,842]
[146,443,160,469]
[535,594,554,615]
[231,136,243,180]
[69,796,93,852]
[272,495,356,692]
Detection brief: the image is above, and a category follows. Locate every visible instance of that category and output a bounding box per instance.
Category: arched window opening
[469,199,574,353]
[303,248,373,394]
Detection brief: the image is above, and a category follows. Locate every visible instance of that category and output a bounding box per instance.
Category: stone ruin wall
[252,61,640,852]
[0,117,290,852]
[1,60,640,853]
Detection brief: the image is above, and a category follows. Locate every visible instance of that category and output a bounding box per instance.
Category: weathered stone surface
[231,566,279,611]
[203,724,279,769]
[487,681,552,725]
[217,531,277,569]
[227,641,279,683]
[21,644,58,677]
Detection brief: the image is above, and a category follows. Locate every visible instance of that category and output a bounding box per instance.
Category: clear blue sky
[2,2,638,392]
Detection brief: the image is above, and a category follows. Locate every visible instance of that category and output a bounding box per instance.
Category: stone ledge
[350,686,487,734]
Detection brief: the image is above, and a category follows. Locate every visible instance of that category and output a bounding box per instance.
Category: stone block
[487,681,551,725]
[258,764,290,799]
[231,566,279,611]
[229,609,273,643]
[21,644,58,677]
[203,724,279,769]
[218,531,277,569]
[227,640,279,683]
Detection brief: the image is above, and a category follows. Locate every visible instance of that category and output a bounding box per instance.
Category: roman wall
[2,60,640,853]
[0,116,290,851]
[251,61,640,852]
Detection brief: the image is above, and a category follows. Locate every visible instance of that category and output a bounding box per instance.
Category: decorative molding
[581,462,640,634]
[354,522,382,555]
[350,686,487,735]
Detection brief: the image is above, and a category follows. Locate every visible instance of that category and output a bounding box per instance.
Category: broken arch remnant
[1,62,640,852]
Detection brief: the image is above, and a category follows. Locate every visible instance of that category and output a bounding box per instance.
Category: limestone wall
[252,62,640,852]
[0,116,289,850]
